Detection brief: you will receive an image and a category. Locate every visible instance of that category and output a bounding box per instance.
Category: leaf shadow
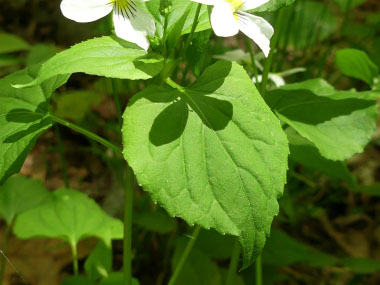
[267,89,376,124]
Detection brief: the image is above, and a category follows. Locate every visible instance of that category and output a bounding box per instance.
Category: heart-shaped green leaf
[122,61,289,268]
[13,188,123,246]
[0,176,50,225]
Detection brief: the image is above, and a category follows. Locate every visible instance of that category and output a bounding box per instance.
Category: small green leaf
[171,237,222,285]
[14,36,164,88]
[26,44,58,66]
[55,91,102,122]
[123,61,289,268]
[266,79,378,161]
[0,176,50,225]
[336,48,379,87]
[341,257,380,274]
[251,0,296,12]
[0,33,30,54]
[287,128,356,186]
[99,273,139,285]
[353,183,380,196]
[0,66,69,184]
[85,240,112,282]
[13,188,123,246]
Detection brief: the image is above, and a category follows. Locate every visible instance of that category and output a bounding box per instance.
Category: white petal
[237,12,273,57]
[191,0,220,5]
[269,74,286,87]
[60,0,113,23]
[210,2,239,37]
[241,0,270,11]
[113,6,155,51]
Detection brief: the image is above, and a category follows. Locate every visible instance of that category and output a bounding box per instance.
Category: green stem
[49,114,122,155]
[245,38,259,86]
[111,79,123,126]
[0,225,11,285]
[168,225,201,285]
[261,8,285,98]
[123,165,134,285]
[183,3,202,55]
[226,238,240,285]
[54,124,69,188]
[70,241,79,276]
[255,254,262,285]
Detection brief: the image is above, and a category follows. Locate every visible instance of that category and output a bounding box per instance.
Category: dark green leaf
[0,33,30,54]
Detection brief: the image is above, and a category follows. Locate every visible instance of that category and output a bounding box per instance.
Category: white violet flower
[60,0,155,51]
[191,0,274,57]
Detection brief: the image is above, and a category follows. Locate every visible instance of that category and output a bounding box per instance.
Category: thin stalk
[70,241,79,276]
[245,38,258,86]
[54,124,69,188]
[183,4,202,55]
[226,238,240,285]
[255,254,262,285]
[111,79,123,126]
[0,225,11,285]
[261,8,285,98]
[123,165,134,285]
[49,114,122,155]
[168,225,201,285]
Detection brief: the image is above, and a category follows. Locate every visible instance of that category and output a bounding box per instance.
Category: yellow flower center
[225,0,243,12]
[111,0,136,19]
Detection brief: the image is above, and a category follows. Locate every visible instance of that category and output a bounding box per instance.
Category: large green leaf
[287,128,356,186]
[0,33,30,54]
[14,36,164,88]
[13,188,123,246]
[122,61,289,268]
[266,79,378,161]
[0,66,69,184]
[336,48,379,87]
[251,0,296,12]
[0,176,50,225]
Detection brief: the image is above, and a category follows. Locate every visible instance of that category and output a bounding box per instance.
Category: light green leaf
[0,66,69,184]
[55,91,102,122]
[251,0,296,12]
[0,33,30,54]
[123,61,289,268]
[287,128,356,186]
[263,230,338,267]
[336,48,379,87]
[13,188,123,246]
[171,237,222,285]
[99,273,139,285]
[85,240,112,282]
[0,176,50,225]
[266,79,378,161]
[133,209,176,234]
[14,36,164,88]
